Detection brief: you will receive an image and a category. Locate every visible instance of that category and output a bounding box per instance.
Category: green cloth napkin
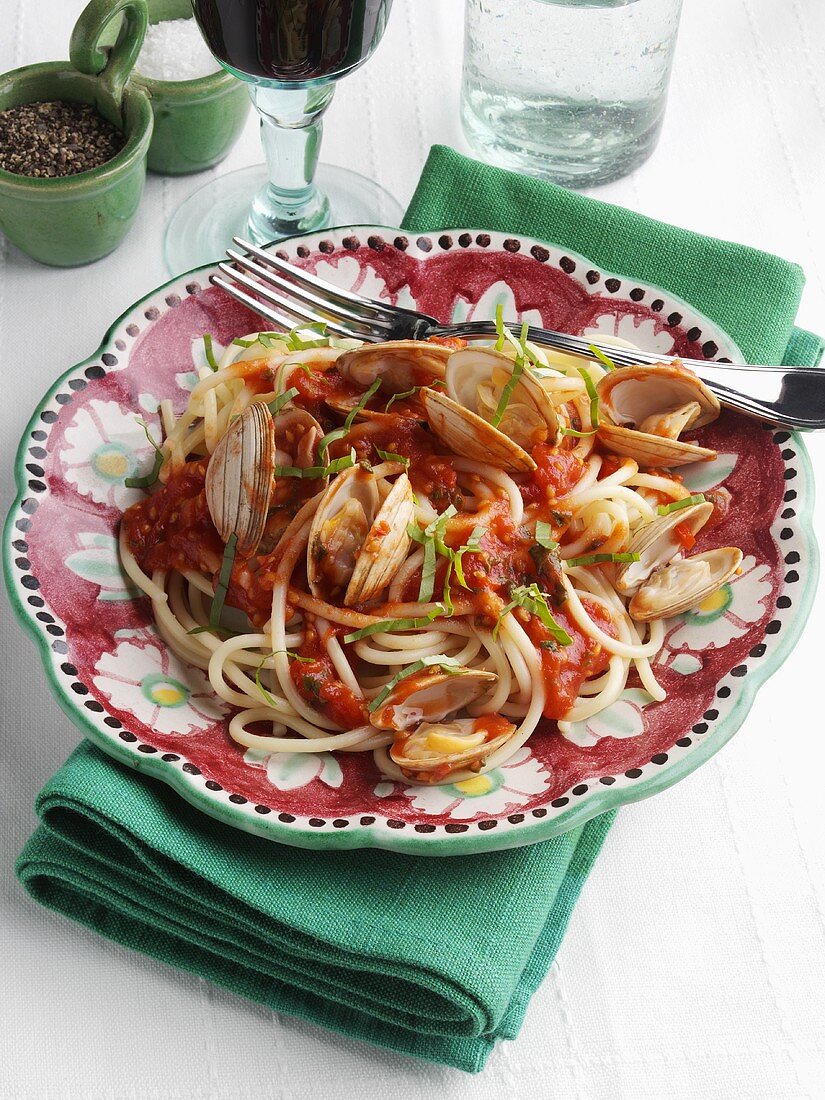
[404,146,824,369]
[16,145,823,1075]
[18,743,612,1072]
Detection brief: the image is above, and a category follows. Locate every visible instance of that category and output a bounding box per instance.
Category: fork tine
[226,247,394,336]
[210,274,304,334]
[216,263,366,339]
[233,236,399,320]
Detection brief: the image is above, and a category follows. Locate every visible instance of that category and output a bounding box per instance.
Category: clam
[420,345,559,473]
[597,362,720,466]
[205,403,275,557]
[337,340,450,393]
[613,501,742,621]
[370,667,498,731]
[388,716,516,783]
[273,407,323,470]
[307,465,415,605]
[629,546,743,621]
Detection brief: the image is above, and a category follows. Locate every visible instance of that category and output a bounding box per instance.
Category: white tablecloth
[2,1,824,1096]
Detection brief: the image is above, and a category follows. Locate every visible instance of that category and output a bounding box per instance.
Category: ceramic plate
[4,226,818,854]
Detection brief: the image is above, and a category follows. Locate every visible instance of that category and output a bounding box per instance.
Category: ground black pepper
[0,100,125,178]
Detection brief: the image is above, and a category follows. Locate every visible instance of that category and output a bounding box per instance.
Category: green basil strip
[343,609,442,644]
[494,583,572,645]
[534,521,558,550]
[268,387,299,416]
[566,552,641,567]
[560,426,597,438]
[491,321,528,428]
[274,451,356,479]
[318,378,381,461]
[368,655,464,713]
[376,448,409,466]
[124,418,164,489]
[577,367,600,429]
[657,493,706,516]
[209,533,237,629]
[203,333,220,371]
[589,343,617,371]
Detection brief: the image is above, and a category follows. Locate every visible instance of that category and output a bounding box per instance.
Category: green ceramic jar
[0,0,153,267]
[130,0,250,176]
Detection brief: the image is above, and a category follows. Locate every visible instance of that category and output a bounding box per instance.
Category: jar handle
[69,0,148,126]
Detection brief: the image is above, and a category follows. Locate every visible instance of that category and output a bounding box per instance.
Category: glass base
[164,163,404,275]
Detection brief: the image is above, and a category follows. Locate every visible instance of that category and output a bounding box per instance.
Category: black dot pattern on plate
[68,379,86,392]
[445,824,468,833]
[279,813,295,823]
[478,820,497,831]
[652,754,668,765]
[531,245,549,262]
[318,239,334,254]
[415,823,436,833]
[586,269,600,285]
[604,278,621,293]
[532,808,547,818]
[503,238,520,253]
[161,753,180,762]
[367,235,385,251]
[572,784,588,796]
[126,323,140,337]
[559,256,575,273]
[629,287,644,302]
[205,780,222,791]
[702,340,718,358]
[786,570,799,583]
[625,768,643,779]
[693,723,708,735]
[332,818,348,828]
[342,235,360,250]
[119,731,136,743]
[416,236,432,253]
[85,365,105,380]
[229,794,247,804]
[138,744,157,754]
[182,762,201,775]
[651,298,664,311]
[667,311,682,326]
[394,235,409,251]
[438,234,453,249]
[458,232,472,248]
[255,805,272,815]
[599,776,616,786]
[676,738,692,748]
[785,550,800,564]
[101,353,118,367]
[387,819,405,829]
[475,233,490,247]
[508,813,525,824]
[686,326,701,343]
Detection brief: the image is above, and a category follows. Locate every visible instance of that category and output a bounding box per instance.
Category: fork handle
[432,321,825,431]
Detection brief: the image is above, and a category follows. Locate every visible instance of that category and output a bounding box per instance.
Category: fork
[211,236,825,431]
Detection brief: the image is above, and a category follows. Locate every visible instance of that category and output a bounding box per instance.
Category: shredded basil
[491,320,529,429]
[577,367,600,429]
[376,448,409,467]
[232,337,256,348]
[209,534,237,630]
[268,387,299,417]
[318,379,381,461]
[534,521,558,550]
[343,609,443,644]
[494,583,572,645]
[566,552,642,567]
[203,333,220,371]
[657,493,706,516]
[125,418,164,489]
[274,450,356,479]
[589,343,617,371]
[368,655,464,713]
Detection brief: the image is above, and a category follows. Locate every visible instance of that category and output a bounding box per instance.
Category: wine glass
[164,0,401,273]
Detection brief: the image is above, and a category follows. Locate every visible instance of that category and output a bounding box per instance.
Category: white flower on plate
[398,746,550,820]
[559,688,650,748]
[679,453,738,494]
[661,555,773,653]
[62,400,158,510]
[464,281,543,330]
[584,313,676,356]
[64,532,140,601]
[313,257,392,304]
[243,747,343,791]
[93,633,227,735]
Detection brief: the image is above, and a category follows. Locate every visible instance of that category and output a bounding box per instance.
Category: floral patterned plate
[4,226,818,855]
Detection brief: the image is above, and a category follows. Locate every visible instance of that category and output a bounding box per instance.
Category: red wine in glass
[193,0,391,83]
[164,0,399,272]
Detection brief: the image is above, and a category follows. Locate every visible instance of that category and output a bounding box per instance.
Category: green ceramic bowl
[130,0,250,176]
[0,0,153,267]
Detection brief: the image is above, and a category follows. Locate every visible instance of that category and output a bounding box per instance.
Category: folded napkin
[17,146,823,1074]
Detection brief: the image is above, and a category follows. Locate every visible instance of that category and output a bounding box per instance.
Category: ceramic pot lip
[0,60,153,195]
[131,62,244,101]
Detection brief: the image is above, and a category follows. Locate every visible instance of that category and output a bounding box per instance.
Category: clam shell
[614,502,714,596]
[388,715,516,781]
[345,473,416,604]
[446,346,559,450]
[370,668,498,731]
[205,403,275,558]
[420,387,537,472]
[598,362,720,431]
[307,466,379,599]
[629,546,743,621]
[598,423,717,467]
[337,340,450,393]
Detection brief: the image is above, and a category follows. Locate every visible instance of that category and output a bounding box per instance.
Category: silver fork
[211,236,825,431]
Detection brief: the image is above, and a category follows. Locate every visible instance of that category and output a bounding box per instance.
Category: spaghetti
[120,322,741,785]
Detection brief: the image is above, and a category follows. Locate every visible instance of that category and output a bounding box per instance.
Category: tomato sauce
[290,631,368,729]
[524,600,614,720]
[521,446,584,508]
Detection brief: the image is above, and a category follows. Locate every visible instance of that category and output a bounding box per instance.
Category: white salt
[136,18,221,82]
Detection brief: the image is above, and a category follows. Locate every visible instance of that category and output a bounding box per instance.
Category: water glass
[461,0,684,188]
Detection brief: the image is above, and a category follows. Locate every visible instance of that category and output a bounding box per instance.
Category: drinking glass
[164,0,401,272]
[461,0,684,188]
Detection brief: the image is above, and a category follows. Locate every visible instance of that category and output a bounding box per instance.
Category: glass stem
[246,84,336,243]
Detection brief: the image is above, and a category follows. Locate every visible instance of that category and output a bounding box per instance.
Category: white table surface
[2,1,825,1097]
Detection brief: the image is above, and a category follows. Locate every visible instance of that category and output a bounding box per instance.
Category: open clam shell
[307,466,414,605]
[388,715,516,782]
[370,667,498,731]
[336,340,450,393]
[614,501,714,596]
[597,362,720,467]
[629,546,743,622]
[205,403,275,558]
[447,347,559,449]
[420,387,537,472]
